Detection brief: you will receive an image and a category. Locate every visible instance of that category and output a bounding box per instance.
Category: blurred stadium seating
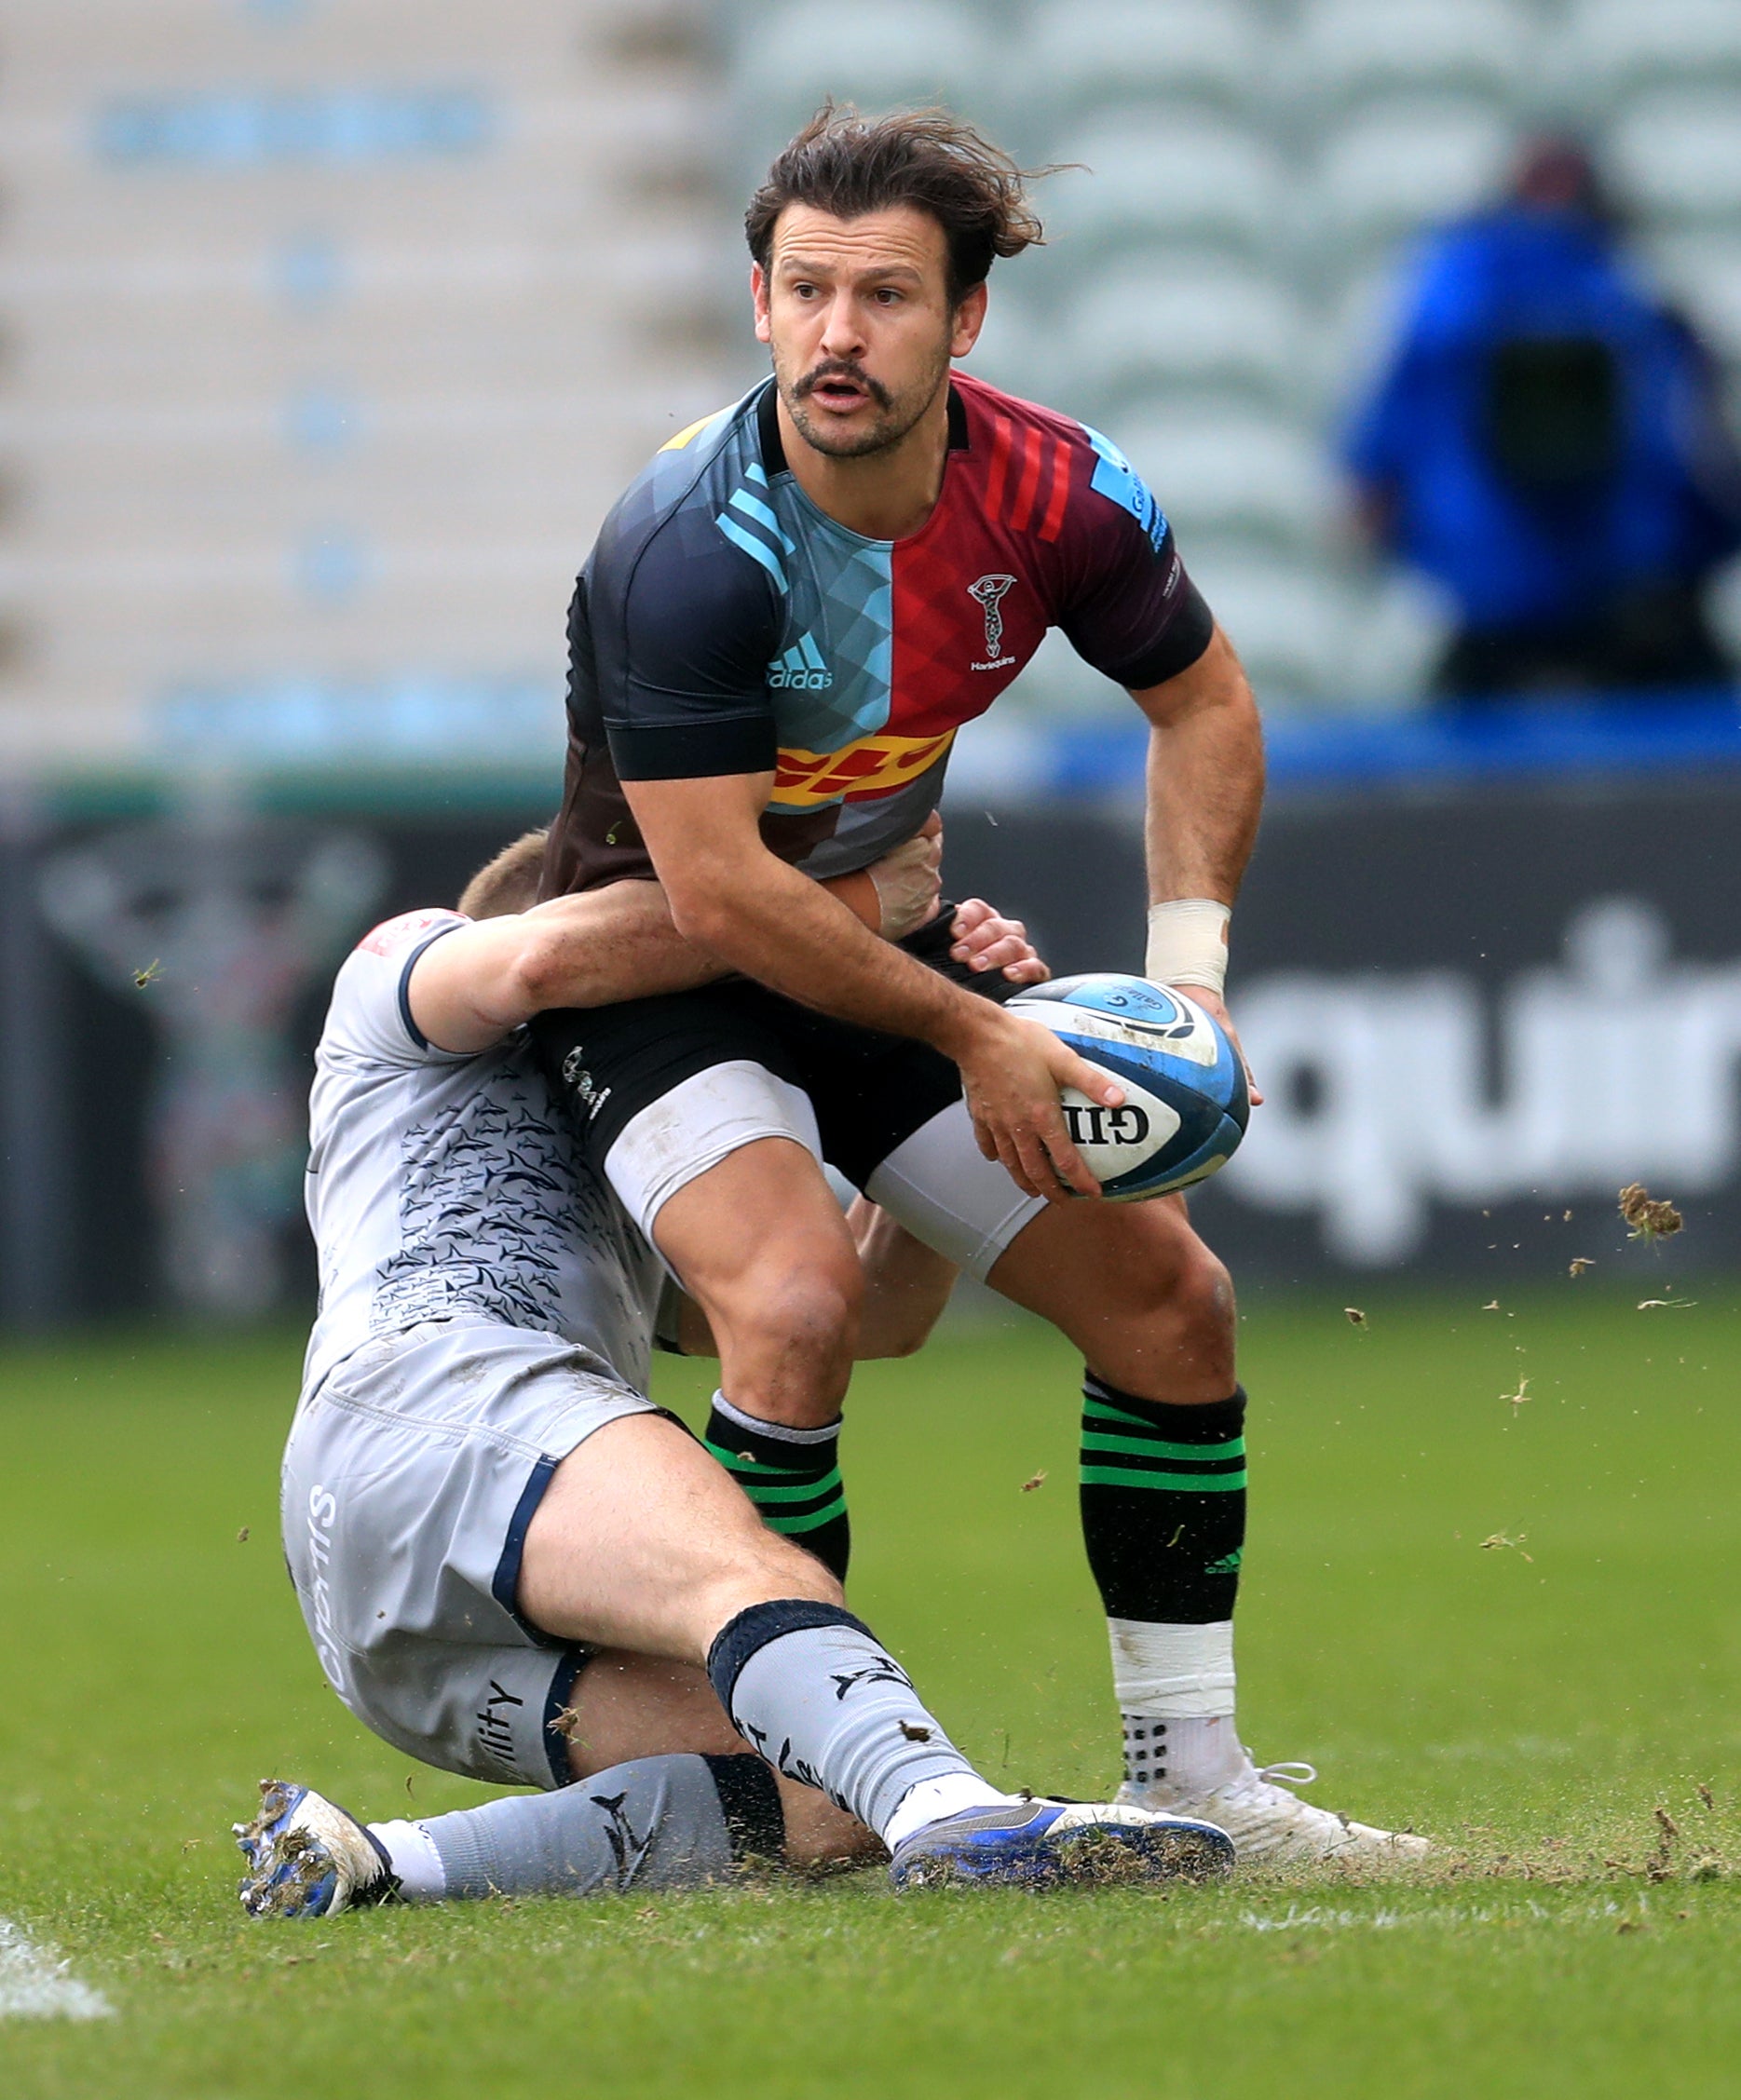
[4,0,1741,760]
[0,0,723,767]
[723,0,1741,712]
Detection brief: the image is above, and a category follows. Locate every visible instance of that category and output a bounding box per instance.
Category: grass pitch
[1,1286,1736,2098]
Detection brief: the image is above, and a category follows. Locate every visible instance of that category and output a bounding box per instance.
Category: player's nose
[818,291,866,357]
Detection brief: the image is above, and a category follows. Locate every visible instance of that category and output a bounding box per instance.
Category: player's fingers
[1054,1043,1123,1109]
[993,1123,1045,1199]
[958,909,1025,951]
[954,913,1020,955]
[1222,1024,1263,1108]
[949,896,994,943]
[1002,954,1050,983]
[966,930,1031,973]
[1007,1123,1068,1202]
[1036,1106,1101,1199]
[968,1101,1000,1165]
[1231,1036,1264,1106]
[976,915,1028,953]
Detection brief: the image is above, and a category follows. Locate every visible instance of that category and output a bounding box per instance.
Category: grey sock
[419,1753,782,1901]
[707,1599,982,1840]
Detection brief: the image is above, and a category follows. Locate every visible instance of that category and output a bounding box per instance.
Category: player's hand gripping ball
[1005,974,1250,1199]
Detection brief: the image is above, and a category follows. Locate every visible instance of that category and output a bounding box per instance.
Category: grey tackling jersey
[300,908,664,1403]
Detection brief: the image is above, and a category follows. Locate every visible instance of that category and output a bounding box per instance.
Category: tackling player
[531,108,1426,1863]
[236,838,1231,1914]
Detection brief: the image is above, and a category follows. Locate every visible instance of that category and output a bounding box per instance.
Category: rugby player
[236,838,1232,1915]
[531,107,1426,1863]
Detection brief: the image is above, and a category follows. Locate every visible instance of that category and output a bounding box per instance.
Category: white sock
[881,1773,1019,1851]
[1109,1619,1242,1793]
[1122,1713,1245,1794]
[367,1818,446,1902]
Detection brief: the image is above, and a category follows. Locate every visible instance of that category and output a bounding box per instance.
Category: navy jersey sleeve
[590,513,783,781]
[1056,432,1216,691]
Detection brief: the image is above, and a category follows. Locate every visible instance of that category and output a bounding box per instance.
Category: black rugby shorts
[529,910,1020,1191]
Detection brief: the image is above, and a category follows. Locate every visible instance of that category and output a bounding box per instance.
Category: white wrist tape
[1145,899,1230,996]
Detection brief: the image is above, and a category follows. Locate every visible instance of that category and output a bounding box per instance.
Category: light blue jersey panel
[711,458,896,756]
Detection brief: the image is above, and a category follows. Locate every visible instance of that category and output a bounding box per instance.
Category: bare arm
[408,851,918,1056]
[621,770,1122,1201]
[1130,621,1266,1100]
[406,832,1030,1057]
[408,886,716,1055]
[1132,622,1264,911]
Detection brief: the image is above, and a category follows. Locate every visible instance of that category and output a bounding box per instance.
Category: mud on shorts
[281,1316,666,1790]
[529,914,1047,1279]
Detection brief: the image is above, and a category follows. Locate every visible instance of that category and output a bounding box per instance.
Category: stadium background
[1,0,1740,1325]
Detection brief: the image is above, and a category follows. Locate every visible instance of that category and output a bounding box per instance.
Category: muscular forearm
[1137,624,1264,906]
[522,867,891,1013]
[669,847,996,1064]
[409,871,894,1053]
[519,884,720,1009]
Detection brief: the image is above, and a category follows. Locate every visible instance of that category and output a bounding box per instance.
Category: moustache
[796,361,892,410]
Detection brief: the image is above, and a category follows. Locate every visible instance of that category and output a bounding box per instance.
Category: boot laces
[1251,1759,1318,1791]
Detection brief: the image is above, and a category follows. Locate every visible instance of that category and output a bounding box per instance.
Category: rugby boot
[1121,1751,1431,1867]
[234,1779,398,1918]
[890,1797,1233,1890]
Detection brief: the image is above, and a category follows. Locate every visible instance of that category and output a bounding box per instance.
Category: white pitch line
[0,1916,114,2020]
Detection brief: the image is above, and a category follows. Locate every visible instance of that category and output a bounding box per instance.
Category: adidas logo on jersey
[768,632,833,691]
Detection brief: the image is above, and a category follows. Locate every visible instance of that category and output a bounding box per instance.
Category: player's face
[753,205,986,460]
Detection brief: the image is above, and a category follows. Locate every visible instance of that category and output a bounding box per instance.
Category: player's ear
[751,262,772,345]
[950,280,988,360]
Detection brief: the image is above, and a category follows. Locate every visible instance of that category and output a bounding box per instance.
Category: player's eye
[874,287,903,305]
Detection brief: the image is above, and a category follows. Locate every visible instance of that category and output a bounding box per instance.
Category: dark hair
[745,104,1046,305]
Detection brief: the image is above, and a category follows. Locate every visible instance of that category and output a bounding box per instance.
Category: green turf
[1,1288,1736,2097]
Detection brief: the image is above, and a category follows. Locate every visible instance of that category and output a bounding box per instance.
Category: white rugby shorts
[281,1316,664,1789]
[606,1064,1045,1281]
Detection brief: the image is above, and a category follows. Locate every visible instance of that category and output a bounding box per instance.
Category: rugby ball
[1005,974,1249,1200]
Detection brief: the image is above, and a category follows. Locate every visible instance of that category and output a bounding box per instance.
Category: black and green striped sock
[1078,1375,1247,1624]
[703,1392,851,1582]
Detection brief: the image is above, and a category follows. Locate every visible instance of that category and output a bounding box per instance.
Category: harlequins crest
[967,573,1017,660]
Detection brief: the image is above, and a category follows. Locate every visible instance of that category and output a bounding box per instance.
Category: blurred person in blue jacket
[1344,137,1741,705]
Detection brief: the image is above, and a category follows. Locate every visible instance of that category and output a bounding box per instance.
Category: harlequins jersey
[541,371,1214,894]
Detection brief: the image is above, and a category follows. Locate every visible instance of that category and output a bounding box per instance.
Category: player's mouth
[798,362,889,414]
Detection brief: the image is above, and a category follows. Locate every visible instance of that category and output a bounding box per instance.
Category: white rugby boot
[1120,1740,1431,1867]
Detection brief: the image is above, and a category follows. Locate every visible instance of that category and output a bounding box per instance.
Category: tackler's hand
[949,897,1049,985]
[866,816,944,942]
